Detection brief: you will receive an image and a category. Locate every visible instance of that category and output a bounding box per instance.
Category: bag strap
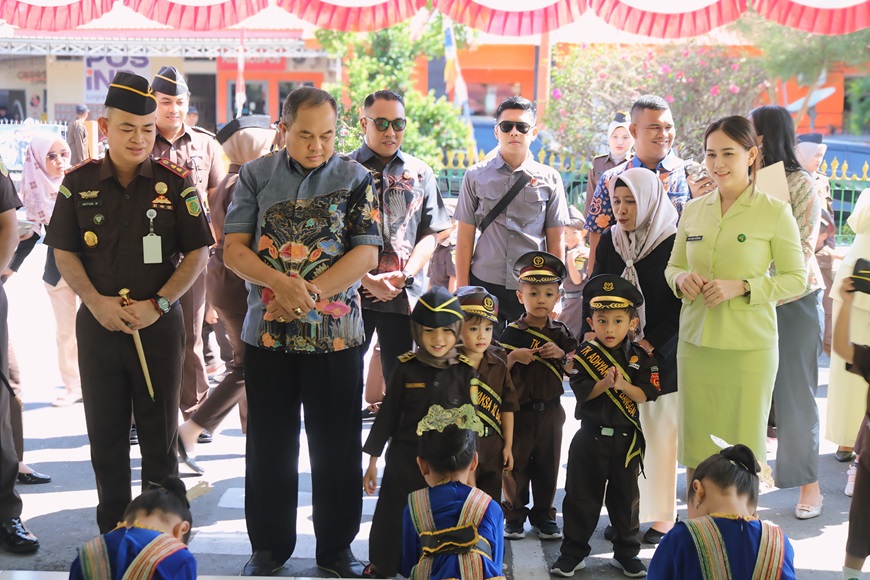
[478,172,532,234]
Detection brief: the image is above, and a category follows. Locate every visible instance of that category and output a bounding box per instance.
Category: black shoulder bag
[478,172,532,234]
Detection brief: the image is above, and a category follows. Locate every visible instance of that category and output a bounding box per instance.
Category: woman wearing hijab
[749,105,824,520]
[827,187,870,498]
[20,134,81,408]
[583,167,682,543]
[175,116,276,474]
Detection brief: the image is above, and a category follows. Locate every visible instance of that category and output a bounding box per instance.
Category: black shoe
[504,520,525,539]
[129,425,138,446]
[610,556,647,577]
[317,548,366,578]
[550,554,585,577]
[241,551,285,576]
[603,524,615,541]
[198,430,213,444]
[17,471,51,485]
[178,439,205,475]
[361,563,386,578]
[531,521,563,540]
[835,449,856,463]
[643,527,667,545]
[0,517,39,553]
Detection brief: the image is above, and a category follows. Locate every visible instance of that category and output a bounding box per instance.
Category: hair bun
[721,444,760,474]
[160,477,191,508]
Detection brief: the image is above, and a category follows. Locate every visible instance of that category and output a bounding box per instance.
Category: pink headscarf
[21,133,69,234]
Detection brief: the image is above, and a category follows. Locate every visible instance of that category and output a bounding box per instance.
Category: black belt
[582,423,634,437]
[480,425,496,437]
[520,398,561,412]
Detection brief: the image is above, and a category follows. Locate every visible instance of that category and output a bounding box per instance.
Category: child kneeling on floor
[71,477,196,579]
[402,404,505,580]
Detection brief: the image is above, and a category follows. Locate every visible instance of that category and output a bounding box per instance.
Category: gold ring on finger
[277,316,286,323]
[293,307,303,316]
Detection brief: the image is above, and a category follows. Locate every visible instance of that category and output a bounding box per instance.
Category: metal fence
[439,151,869,245]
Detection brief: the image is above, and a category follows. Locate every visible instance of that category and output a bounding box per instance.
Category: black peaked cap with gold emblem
[152,66,189,96]
[455,286,499,323]
[105,72,157,115]
[585,274,644,310]
[216,114,274,145]
[513,251,567,284]
[412,286,465,328]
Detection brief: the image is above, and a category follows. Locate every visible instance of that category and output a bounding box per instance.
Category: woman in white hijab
[21,133,81,408]
[827,187,870,495]
[583,167,682,543]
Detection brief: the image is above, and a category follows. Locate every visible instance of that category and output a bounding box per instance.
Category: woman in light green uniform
[665,116,806,485]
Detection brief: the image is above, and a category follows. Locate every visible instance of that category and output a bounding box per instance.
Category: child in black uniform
[500,251,579,541]
[362,286,478,578]
[455,286,519,501]
[551,274,659,578]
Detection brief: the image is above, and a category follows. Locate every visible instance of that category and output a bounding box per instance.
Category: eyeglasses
[497,121,533,134]
[46,151,71,161]
[365,116,407,132]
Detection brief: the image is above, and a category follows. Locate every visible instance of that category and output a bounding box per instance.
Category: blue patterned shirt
[224,150,382,354]
[584,151,689,233]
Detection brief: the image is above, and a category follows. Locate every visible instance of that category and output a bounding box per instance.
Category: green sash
[499,324,564,382]
[573,340,645,468]
[472,378,502,437]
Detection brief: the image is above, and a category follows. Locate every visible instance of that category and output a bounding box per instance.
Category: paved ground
[0,244,857,577]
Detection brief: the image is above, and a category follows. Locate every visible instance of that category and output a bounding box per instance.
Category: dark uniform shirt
[473,345,519,436]
[363,354,478,454]
[428,243,456,290]
[583,152,624,217]
[347,144,451,313]
[499,315,579,404]
[44,155,214,301]
[152,125,225,209]
[209,164,241,250]
[0,160,22,215]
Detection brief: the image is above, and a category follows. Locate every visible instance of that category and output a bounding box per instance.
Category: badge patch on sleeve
[185,195,202,217]
[59,185,72,199]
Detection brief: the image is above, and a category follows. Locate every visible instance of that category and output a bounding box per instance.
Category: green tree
[316,17,474,171]
[547,42,767,163]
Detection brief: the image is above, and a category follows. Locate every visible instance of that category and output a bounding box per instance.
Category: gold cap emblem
[533,255,545,268]
[483,296,494,311]
[603,281,614,291]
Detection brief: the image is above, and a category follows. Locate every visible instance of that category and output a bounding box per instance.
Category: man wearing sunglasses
[455,96,570,335]
[348,90,451,407]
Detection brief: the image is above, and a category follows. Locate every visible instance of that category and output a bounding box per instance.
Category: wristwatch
[401,270,415,288]
[742,280,751,297]
[151,294,171,316]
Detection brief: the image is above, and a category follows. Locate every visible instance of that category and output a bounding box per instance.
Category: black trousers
[244,344,363,563]
[362,309,413,385]
[77,305,184,533]
[0,285,22,520]
[470,273,524,340]
[560,425,641,560]
[369,440,427,576]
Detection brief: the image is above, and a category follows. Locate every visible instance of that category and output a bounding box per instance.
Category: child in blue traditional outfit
[401,405,505,580]
[363,286,478,578]
[647,444,796,579]
[70,477,196,579]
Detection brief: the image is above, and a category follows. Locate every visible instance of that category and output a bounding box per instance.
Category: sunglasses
[365,116,407,132]
[46,151,71,161]
[497,121,533,134]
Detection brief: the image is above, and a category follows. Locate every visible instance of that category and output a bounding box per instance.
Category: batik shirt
[584,151,689,233]
[224,150,382,354]
[348,143,450,313]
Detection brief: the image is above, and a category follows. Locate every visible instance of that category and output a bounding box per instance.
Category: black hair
[281,87,337,127]
[748,105,802,173]
[124,477,193,543]
[496,96,536,122]
[630,94,670,119]
[688,444,761,509]
[418,425,477,475]
[364,90,405,109]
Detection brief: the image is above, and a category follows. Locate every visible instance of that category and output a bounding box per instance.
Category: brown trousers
[179,269,209,419]
[475,433,505,502]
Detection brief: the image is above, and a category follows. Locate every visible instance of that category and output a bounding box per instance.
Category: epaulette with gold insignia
[398,351,416,363]
[458,354,474,367]
[66,158,99,174]
[156,157,191,178]
[592,153,609,161]
[190,125,216,138]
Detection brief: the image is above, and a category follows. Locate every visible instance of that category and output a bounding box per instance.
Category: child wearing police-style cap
[362,286,479,578]
[551,274,660,578]
[499,251,579,542]
[455,286,519,502]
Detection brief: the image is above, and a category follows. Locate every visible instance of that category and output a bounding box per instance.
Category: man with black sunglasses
[348,90,451,405]
[455,96,570,336]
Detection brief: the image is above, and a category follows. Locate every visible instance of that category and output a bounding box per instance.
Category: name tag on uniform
[404,382,425,389]
[687,235,703,242]
[143,234,162,264]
